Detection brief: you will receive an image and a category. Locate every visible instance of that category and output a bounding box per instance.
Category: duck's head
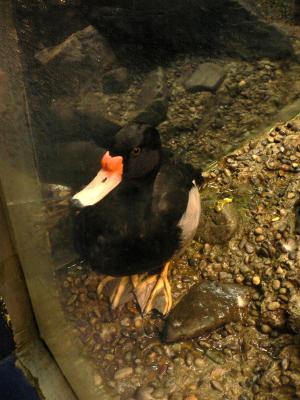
[71,124,161,208]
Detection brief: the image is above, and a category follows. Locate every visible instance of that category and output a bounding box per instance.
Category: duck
[71,123,203,315]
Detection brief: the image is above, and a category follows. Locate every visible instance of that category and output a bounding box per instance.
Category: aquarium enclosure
[1,0,300,399]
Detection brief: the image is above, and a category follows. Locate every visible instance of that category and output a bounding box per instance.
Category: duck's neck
[122,165,160,193]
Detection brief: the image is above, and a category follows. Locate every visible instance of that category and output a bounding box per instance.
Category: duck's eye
[131,146,141,156]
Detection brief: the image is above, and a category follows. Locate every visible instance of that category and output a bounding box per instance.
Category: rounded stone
[254,227,263,235]
[261,324,272,334]
[272,280,281,290]
[252,275,261,286]
[94,374,103,386]
[114,367,133,380]
[267,301,280,311]
[255,235,265,242]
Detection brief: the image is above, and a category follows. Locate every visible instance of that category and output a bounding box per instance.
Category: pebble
[185,353,194,367]
[255,235,265,242]
[235,275,245,284]
[245,242,255,254]
[114,367,133,380]
[134,317,143,329]
[261,324,272,334]
[276,266,284,275]
[152,388,166,399]
[94,374,103,386]
[272,280,281,290]
[267,301,280,311]
[254,227,264,235]
[136,386,154,400]
[281,375,290,385]
[239,395,250,400]
[210,380,223,392]
[194,358,204,368]
[120,317,131,327]
[281,358,289,371]
[184,395,198,400]
[252,275,261,286]
[169,394,183,400]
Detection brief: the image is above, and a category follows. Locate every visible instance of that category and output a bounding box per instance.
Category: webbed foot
[133,262,172,316]
[97,276,132,309]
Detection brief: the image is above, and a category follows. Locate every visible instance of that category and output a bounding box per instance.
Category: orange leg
[133,262,172,316]
[97,276,131,309]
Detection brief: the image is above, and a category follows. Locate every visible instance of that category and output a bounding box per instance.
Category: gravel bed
[58,118,300,400]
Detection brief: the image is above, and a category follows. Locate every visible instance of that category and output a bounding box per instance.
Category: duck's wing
[151,162,202,252]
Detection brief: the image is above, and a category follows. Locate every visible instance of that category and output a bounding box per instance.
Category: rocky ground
[58,118,300,400]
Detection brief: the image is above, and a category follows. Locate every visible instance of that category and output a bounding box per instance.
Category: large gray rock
[132,67,169,126]
[184,63,226,93]
[82,0,293,59]
[163,281,251,343]
[35,25,118,95]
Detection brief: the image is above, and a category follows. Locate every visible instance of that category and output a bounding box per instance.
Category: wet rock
[287,292,300,332]
[132,67,169,126]
[35,26,118,95]
[163,281,251,343]
[102,67,129,94]
[197,200,239,244]
[184,63,225,93]
[83,1,293,59]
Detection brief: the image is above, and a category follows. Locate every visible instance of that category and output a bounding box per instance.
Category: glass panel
[1,1,300,399]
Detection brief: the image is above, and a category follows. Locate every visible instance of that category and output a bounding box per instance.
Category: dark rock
[102,67,129,94]
[82,1,293,59]
[184,63,225,93]
[35,26,118,95]
[287,292,300,332]
[163,281,251,343]
[197,200,239,244]
[132,67,169,126]
[49,94,120,147]
[76,91,121,147]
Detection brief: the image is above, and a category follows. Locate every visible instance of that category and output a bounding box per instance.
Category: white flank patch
[177,182,201,248]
